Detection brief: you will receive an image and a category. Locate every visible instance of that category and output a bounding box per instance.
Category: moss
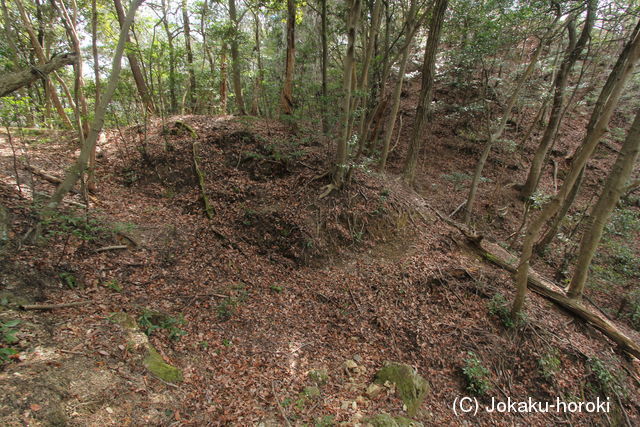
[364,413,424,426]
[374,362,429,416]
[302,386,320,398]
[143,346,183,383]
[109,312,138,330]
[308,368,329,385]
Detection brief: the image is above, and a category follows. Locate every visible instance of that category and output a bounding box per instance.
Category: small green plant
[270,285,283,293]
[488,293,526,328]
[216,298,237,321]
[59,272,78,289]
[103,279,123,292]
[42,210,107,242]
[138,309,187,341]
[222,338,232,347]
[587,357,626,397]
[199,341,209,350]
[0,319,20,362]
[529,191,552,210]
[462,352,491,395]
[538,349,562,381]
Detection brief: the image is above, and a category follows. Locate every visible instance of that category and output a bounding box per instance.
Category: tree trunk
[402,0,448,185]
[378,1,418,171]
[0,54,76,97]
[520,0,595,200]
[14,0,73,128]
[220,44,228,115]
[228,0,246,115]
[567,109,640,298]
[330,0,361,189]
[250,11,264,116]
[320,0,329,133]
[181,0,196,112]
[280,0,296,115]
[113,0,155,114]
[512,18,640,317]
[463,34,549,224]
[161,0,177,113]
[46,0,144,210]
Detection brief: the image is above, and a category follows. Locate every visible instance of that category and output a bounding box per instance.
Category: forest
[0,0,640,424]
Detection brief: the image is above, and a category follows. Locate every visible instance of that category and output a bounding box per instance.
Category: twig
[20,301,92,310]
[449,200,466,218]
[95,245,128,252]
[271,381,292,427]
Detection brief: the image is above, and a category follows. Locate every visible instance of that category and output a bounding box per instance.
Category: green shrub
[463,352,491,395]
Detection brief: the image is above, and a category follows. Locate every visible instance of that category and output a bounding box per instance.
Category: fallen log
[467,237,640,360]
[423,202,640,360]
[0,53,77,97]
[20,300,92,310]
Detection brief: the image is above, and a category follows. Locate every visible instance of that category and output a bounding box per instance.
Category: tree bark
[567,109,640,298]
[402,0,448,185]
[0,53,76,98]
[181,0,196,112]
[113,0,155,114]
[280,0,296,115]
[378,0,418,171]
[228,0,246,115]
[330,0,361,189]
[320,0,329,133]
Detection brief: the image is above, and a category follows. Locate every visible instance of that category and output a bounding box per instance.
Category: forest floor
[1,79,639,426]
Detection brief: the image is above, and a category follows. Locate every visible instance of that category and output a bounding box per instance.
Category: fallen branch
[20,300,92,310]
[23,164,62,184]
[95,245,128,252]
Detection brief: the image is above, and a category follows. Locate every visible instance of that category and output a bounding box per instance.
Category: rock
[143,347,183,383]
[308,368,329,385]
[109,312,137,330]
[353,354,363,363]
[374,362,429,416]
[366,383,383,399]
[344,359,358,374]
[364,413,424,427]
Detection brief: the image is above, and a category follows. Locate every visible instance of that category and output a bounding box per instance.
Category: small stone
[308,368,329,385]
[366,383,383,398]
[353,354,363,363]
[344,359,358,370]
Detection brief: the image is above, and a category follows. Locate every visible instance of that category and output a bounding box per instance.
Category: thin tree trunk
[512,19,640,317]
[378,1,418,171]
[228,0,246,115]
[402,0,448,184]
[14,0,73,128]
[520,1,595,200]
[220,44,228,115]
[181,0,196,112]
[250,11,264,116]
[320,0,328,133]
[280,0,296,115]
[46,0,144,210]
[330,0,361,189]
[160,0,177,113]
[567,109,640,298]
[464,34,549,224]
[113,0,155,114]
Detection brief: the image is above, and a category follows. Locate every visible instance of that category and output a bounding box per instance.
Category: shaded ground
[0,84,639,426]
